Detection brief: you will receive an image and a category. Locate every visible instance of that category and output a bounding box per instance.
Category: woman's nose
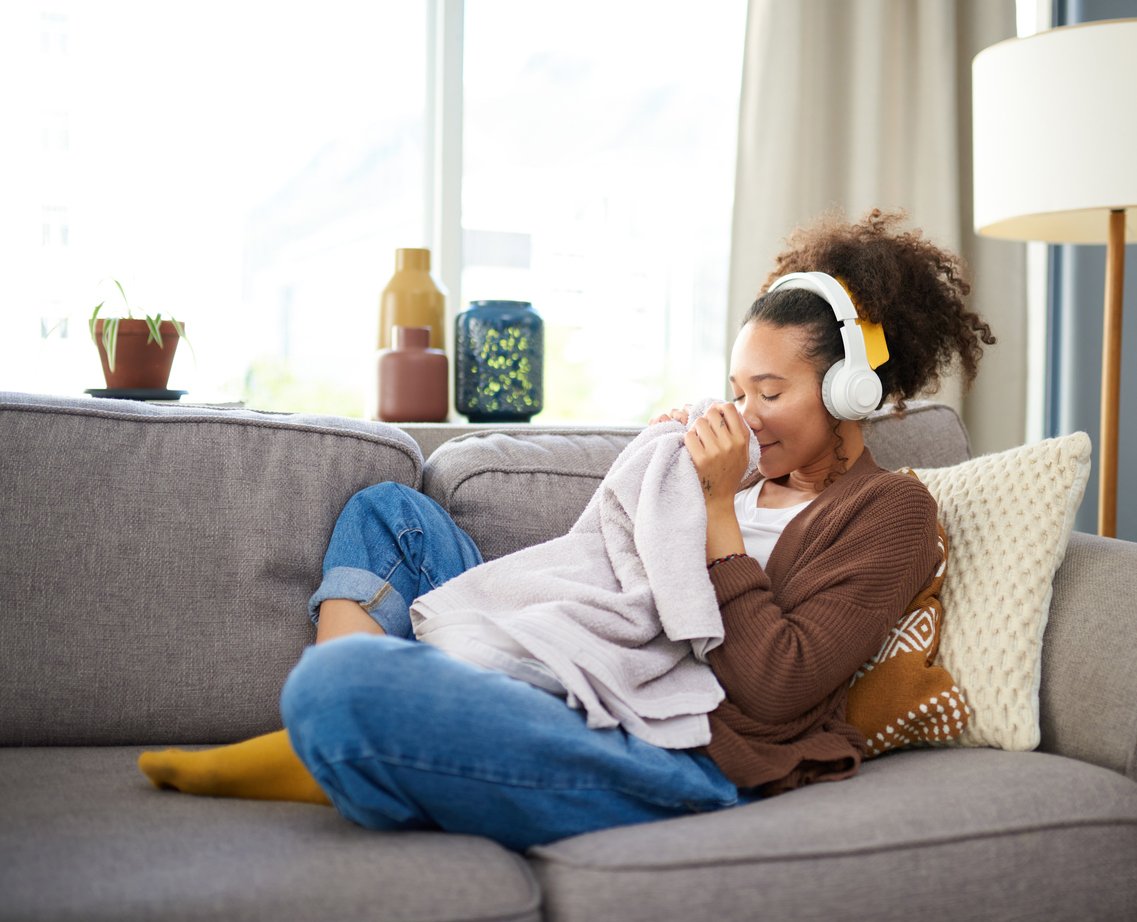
[740,400,762,432]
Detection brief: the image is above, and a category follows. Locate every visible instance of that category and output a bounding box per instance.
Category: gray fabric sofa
[1,390,1135,922]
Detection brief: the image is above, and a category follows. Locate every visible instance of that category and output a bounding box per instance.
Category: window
[40,207,69,248]
[0,1,744,422]
[461,0,746,422]
[0,1,428,413]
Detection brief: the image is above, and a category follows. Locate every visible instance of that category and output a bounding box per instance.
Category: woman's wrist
[704,502,745,563]
[704,492,737,518]
[707,553,746,571]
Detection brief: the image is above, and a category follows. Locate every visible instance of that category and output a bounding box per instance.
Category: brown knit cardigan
[704,448,939,795]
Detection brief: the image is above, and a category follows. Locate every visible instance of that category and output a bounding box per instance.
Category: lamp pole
[1100,209,1125,538]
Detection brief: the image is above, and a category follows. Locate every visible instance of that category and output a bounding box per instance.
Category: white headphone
[766,271,889,421]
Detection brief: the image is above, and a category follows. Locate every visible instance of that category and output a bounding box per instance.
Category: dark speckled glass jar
[455,300,544,422]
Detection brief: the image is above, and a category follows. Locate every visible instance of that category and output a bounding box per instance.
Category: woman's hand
[649,407,690,426]
[684,401,750,507]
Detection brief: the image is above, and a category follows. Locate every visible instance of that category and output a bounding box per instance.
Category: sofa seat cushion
[531,748,1137,922]
[0,746,540,922]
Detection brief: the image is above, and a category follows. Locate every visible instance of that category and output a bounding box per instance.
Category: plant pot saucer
[85,388,188,401]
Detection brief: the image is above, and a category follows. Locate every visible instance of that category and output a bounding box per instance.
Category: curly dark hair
[743,208,996,412]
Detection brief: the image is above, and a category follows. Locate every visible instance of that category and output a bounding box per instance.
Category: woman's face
[728,320,837,481]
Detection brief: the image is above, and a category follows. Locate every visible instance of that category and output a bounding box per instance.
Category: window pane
[0,1,427,414]
[462,0,746,424]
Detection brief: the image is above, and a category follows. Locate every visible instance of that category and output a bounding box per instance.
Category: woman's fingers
[684,404,730,443]
[655,403,745,442]
[723,402,748,441]
[650,407,690,425]
[686,403,750,499]
[701,402,744,443]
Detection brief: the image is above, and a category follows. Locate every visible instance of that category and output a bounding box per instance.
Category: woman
[140,209,995,850]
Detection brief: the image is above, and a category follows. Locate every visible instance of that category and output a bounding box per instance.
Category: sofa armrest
[1039,531,1137,780]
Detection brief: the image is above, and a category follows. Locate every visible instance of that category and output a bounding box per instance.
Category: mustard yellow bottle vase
[375,248,447,421]
[378,248,446,352]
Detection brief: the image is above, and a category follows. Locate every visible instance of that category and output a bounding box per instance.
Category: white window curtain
[728,0,1025,454]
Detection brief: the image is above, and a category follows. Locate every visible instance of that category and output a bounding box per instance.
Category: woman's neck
[784,420,865,495]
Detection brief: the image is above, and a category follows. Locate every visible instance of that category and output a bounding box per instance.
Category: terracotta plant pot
[94,319,181,390]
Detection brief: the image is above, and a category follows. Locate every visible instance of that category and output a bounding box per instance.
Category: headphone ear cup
[822,360,882,421]
[821,361,847,419]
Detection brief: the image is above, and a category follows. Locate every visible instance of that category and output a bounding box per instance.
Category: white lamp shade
[972,18,1137,243]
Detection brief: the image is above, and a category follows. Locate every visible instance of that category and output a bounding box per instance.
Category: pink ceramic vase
[377,326,448,422]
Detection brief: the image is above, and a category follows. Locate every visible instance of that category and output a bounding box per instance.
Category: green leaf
[89,302,103,344]
[145,314,164,347]
[102,317,120,373]
[112,279,131,317]
[168,317,196,364]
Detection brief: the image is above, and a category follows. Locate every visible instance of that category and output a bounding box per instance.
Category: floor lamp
[972,18,1136,538]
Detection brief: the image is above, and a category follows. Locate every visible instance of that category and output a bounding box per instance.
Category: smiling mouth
[758,442,777,450]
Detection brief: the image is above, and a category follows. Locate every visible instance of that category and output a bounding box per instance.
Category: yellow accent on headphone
[858,318,890,370]
[832,276,889,370]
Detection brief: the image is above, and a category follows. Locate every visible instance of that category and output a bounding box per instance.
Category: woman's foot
[138,729,330,805]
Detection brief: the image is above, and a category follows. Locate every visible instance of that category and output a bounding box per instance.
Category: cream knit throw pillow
[911,432,1091,751]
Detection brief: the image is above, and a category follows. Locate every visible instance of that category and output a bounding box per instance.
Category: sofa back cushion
[424,428,641,560]
[424,401,970,559]
[0,393,422,746]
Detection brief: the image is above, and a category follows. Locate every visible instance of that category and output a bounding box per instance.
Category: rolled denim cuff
[307,566,413,639]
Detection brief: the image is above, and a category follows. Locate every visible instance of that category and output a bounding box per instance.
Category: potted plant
[89,280,189,390]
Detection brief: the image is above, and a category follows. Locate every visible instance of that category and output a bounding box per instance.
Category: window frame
[428,0,466,343]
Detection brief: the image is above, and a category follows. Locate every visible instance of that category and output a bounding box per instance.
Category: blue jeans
[283,483,749,851]
[307,482,484,639]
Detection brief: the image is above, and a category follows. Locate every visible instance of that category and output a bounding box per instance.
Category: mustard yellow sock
[138,729,330,806]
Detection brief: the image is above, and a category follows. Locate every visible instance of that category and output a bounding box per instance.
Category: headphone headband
[766,271,889,420]
[768,271,859,322]
[767,272,889,370]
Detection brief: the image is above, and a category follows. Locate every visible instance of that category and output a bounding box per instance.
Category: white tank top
[732,481,813,569]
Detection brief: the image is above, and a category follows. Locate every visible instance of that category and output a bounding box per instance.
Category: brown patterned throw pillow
[847,512,971,758]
